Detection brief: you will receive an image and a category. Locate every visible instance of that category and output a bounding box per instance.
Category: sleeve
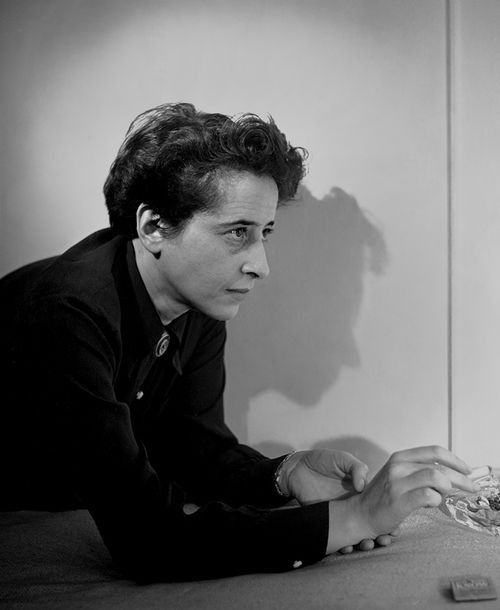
[151,316,295,509]
[15,299,328,581]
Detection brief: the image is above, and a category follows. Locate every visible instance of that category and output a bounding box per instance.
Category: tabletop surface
[1,489,499,609]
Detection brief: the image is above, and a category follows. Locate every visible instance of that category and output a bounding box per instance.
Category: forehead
[206,170,279,223]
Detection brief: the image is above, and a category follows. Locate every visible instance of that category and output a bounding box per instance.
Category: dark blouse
[0,229,328,580]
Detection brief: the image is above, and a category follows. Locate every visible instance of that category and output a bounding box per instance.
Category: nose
[241,241,270,279]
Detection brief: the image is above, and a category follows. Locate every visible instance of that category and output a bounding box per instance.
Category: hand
[355,446,477,537]
[280,449,398,553]
[338,528,402,554]
[326,445,478,554]
[280,449,369,505]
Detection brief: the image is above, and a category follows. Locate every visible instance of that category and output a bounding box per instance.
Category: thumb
[349,460,369,492]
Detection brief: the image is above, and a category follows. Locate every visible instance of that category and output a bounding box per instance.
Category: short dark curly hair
[103,102,307,237]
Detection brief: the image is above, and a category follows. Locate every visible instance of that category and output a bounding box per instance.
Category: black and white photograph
[1,1,499,608]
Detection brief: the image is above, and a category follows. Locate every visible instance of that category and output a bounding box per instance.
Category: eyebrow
[218,219,275,228]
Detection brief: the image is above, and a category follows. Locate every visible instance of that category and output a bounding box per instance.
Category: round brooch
[155,331,170,357]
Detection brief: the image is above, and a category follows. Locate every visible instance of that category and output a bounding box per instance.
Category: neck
[132,238,188,325]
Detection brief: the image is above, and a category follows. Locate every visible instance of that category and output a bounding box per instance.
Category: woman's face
[156,170,279,321]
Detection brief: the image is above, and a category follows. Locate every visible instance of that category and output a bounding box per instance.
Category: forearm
[91,491,329,580]
[192,446,291,508]
[77,428,328,579]
[159,409,291,508]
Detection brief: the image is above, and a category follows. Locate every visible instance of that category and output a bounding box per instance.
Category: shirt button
[136,390,144,400]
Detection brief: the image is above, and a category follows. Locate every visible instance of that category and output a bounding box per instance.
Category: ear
[136,203,171,256]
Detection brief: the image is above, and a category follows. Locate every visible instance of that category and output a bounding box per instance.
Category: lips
[227,288,251,294]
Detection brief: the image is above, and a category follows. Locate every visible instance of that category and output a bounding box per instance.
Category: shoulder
[12,230,123,301]
[2,230,129,344]
[43,229,126,300]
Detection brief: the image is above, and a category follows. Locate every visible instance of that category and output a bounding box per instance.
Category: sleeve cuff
[247,454,295,506]
[261,500,329,569]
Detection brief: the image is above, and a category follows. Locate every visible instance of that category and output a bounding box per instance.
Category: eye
[228,227,248,240]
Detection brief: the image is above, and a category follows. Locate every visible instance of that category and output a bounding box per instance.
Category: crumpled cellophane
[442,466,500,537]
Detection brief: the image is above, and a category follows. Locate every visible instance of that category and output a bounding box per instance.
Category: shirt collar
[167,314,187,374]
[126,240,186,372]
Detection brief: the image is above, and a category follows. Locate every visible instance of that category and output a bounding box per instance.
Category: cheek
[180,258,225,295]
[177,236,241,294]
[192,247,237,283]
[181,243,219,275]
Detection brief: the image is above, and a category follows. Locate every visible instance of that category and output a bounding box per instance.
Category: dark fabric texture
[0,229,328,580]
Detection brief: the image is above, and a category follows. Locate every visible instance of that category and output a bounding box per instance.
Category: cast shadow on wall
[225,186,389,467]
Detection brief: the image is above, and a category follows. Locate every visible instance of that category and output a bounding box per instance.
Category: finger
[433,465,479,493]
[379,460,479,497]
[322,450,369,492]
[391,526,402,537]
[405,466,478,497]
[400,467,453,499]
[358,538,375,551]
[339,545,354,554]
[391,446,472,475]
[375,534,393,546]
[469,465,491,480]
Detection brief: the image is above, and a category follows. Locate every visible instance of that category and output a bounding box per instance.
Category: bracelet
[273,451,297,498]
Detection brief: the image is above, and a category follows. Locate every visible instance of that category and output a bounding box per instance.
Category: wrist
[274,451,301,497]
[326,496,373,554]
